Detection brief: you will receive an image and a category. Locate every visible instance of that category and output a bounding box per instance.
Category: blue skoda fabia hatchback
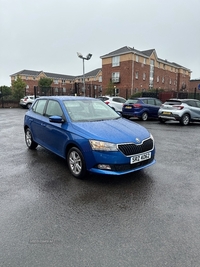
[24,96,156,179]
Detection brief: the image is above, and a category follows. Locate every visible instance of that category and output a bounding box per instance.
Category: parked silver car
[158,98,200,126]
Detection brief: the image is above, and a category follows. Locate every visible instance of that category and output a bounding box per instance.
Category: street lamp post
[77,52,92,96]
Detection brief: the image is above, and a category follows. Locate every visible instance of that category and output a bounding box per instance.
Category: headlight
[150,133,154,142]
[89,140,118,151]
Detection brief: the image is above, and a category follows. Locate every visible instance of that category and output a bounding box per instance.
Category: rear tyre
[180,114,190,126]
[25,128,38,149]
[67,147,86,179]
[141,112,148,121]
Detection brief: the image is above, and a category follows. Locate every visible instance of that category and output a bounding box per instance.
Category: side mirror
[49,115,64,123]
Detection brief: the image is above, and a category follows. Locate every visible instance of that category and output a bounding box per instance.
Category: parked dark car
[24,96,156,179]
[122,97,162,120]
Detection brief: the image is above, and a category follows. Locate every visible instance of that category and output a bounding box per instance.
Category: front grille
[112,157,154,171]
[118,138,153,156]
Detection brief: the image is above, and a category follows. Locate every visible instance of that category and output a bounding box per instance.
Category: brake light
[173,105,184,110]
[105,101,110,105]
[133,103,141,108]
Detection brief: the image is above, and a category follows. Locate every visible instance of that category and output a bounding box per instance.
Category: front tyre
[67,147,86,179]
[25,128,38,149]
[180,114,190,126]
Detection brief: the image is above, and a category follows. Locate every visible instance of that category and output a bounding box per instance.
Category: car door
[186,100,200,120]
[143,99,157,117]
[42,100,69,157]
[30,99,48,144]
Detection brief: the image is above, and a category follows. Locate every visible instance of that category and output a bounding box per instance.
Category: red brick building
[11,46,195,99]
[190,79,200,93]
[100,46,191,98]
[10,69,102,97]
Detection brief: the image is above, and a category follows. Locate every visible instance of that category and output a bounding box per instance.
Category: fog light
[97,164,112,170]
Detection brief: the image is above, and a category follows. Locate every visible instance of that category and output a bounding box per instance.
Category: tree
[0,85,12,98]
[0,85,12,108]
[12,76,26,100]
[105,80,115,96]
[38,77,53,95]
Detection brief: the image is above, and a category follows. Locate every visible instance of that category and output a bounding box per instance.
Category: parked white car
[99,96,126,112]
[19,95,37,109]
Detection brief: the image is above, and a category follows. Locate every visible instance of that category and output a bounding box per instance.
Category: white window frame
[112,72,120,82]
[112,56,120,67]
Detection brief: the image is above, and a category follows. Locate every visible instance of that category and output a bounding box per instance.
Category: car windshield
[164,100,182,105]
[64,99,121,122]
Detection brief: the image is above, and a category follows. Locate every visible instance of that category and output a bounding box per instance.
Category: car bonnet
[70,118,151,143]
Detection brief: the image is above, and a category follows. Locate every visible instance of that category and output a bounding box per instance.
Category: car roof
[166,98,199,102]
[127,97,158,100]
[36,96,98,101]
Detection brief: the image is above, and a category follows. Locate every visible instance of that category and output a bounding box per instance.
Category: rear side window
[147,99,155,105]
[32,99,47,115]
[196,101,200,108]
[185,100,198,107]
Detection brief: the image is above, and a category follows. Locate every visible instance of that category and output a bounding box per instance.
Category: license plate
[125,106,132,109]
[162,111,171,115]
[130,152,151,164]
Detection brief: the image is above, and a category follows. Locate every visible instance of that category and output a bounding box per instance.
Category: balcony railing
[112,77,120,83]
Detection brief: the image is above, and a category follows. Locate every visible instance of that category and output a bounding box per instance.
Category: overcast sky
[0,0,200,86]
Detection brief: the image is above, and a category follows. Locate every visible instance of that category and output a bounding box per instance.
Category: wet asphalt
[0,108,200,267]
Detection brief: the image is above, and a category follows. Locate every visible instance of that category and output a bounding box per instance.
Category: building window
[149,59,154,89]
[169,78,172,85]
[136,55,139,62]
[135,72,139,79]
[62,79,65,84]
[63,87,66,93]
[99,76,102,82]
[112,72,120,83]
[143,58,146,64]
[54,79,59,84]
[112,56,120,67]
[143,73,146,80]
[157,76,159,82]
[162,77,165,83]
